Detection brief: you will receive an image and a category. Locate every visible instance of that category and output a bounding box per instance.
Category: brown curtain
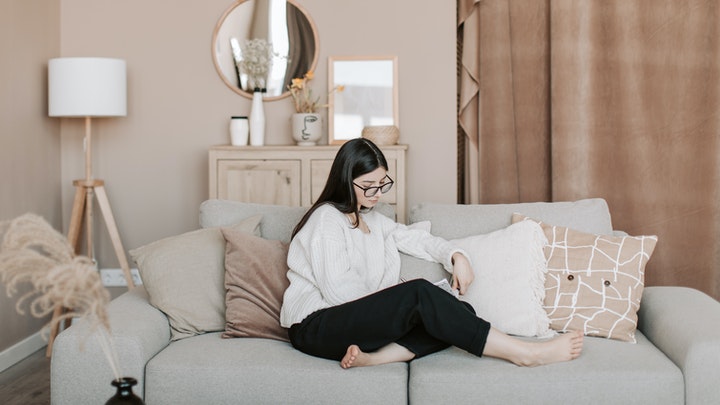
[459,0,720,300]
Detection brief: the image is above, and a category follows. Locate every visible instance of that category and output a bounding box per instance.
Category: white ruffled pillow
[451,220,553,337]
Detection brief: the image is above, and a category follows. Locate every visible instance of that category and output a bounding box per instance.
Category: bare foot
[340,345,369,369]
[484,328,584,367]
[340,343,415,369]
[520,330,584,367]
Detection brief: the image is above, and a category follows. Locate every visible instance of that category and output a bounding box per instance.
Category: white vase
[229,116,249,146]
[291,113,322,146]
[249,89,265,146]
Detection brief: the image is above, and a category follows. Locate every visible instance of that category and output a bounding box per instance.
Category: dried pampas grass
[0,213,120,380]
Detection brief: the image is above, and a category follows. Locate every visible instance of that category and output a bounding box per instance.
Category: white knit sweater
[279,204,465,328]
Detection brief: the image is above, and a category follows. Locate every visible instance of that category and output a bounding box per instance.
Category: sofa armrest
[638,286,720,405]
[51,286,170,404]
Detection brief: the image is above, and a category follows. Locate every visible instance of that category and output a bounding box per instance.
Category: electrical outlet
[100,268,143,287]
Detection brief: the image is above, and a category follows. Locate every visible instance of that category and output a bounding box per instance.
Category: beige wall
[59,0,458,270]
[0,0,61,351]
[0,0,456,352]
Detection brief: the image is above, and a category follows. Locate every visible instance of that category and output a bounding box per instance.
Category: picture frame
[328,55,399,144]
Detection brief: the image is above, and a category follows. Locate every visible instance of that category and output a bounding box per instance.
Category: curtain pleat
[459,0,720,299]
[458,0,482,204]
[460,0,552,204]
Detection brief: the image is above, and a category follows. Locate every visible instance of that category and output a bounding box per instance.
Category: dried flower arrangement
[239,38,274,90]
[288,71,345,113]
[0,214,121,380]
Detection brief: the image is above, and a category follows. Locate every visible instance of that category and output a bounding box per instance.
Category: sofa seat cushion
[145,333,408,405]
[408,331,683,405]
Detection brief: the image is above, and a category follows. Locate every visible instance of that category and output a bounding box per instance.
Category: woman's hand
[451,252,474,295]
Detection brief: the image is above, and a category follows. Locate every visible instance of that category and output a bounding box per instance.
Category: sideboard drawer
[217,159,301,206]
[209,144,408,222]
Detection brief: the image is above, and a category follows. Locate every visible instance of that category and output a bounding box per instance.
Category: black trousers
[288,279,491,361]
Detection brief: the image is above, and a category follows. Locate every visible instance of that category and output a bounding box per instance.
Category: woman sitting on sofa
[279,138,583,368]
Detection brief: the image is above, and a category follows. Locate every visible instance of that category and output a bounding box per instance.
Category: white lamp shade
[48,57,127,117]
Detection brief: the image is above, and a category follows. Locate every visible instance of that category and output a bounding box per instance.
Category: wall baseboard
[0,331,47,373]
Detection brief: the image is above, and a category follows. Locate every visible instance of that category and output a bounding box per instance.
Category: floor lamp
[46,57,134,356]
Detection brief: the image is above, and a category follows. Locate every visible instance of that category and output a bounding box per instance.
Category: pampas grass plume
[0,213,120,380]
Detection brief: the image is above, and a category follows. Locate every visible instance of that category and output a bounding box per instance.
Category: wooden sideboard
[209,145,408,222]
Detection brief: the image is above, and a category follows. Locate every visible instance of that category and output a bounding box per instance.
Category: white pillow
[451,220,553,337]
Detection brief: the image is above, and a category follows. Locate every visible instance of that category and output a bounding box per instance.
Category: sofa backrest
[200,198,615,284]
[400,198,615,283]
[199,199,396,242]
[408,198,613,238]
[200,200,306,242]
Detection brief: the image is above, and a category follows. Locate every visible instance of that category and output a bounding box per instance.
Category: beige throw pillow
[221,228,290,342]
[130,215,262,341]
[451,220,553,337]
[513,214,658,343]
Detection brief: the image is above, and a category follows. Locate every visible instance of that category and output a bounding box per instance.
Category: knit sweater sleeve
[376,214,469,273]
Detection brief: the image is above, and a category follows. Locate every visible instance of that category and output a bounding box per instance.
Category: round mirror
[212,0,319,100]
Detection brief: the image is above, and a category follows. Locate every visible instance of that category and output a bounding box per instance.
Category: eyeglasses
[353,176,394,197]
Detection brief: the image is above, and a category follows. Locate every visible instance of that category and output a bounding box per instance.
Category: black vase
[106,377,145,404]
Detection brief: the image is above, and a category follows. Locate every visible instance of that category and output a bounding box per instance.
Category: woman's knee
[402,278,434,289]
[401,278,443,297]
[402,278,470,309]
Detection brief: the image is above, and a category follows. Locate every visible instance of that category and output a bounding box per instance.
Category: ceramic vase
[229,116,249,146]
[249,88,266,146]
[291,113,322,146]
[106,377,144,404]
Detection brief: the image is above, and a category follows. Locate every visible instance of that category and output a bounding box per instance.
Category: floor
[0,349,51,405]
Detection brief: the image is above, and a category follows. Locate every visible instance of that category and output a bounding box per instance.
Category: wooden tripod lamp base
[45,178,135,357]
[67,178,135,287]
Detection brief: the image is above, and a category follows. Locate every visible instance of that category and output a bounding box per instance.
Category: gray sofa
[51,198,720,404]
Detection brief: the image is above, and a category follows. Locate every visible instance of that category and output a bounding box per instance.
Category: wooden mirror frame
[211,0,319,101]
[328,55,399,144]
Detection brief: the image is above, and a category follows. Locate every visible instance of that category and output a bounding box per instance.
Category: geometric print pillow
[512,214,658,343]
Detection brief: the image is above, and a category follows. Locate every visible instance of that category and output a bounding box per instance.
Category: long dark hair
[291,138,389,239]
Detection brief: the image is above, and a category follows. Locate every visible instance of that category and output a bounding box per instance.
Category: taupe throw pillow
[513,214,658,343]
[221,227,290,342]
[130,215,262,341]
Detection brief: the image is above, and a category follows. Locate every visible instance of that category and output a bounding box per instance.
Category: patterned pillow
[512,214,658,343]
